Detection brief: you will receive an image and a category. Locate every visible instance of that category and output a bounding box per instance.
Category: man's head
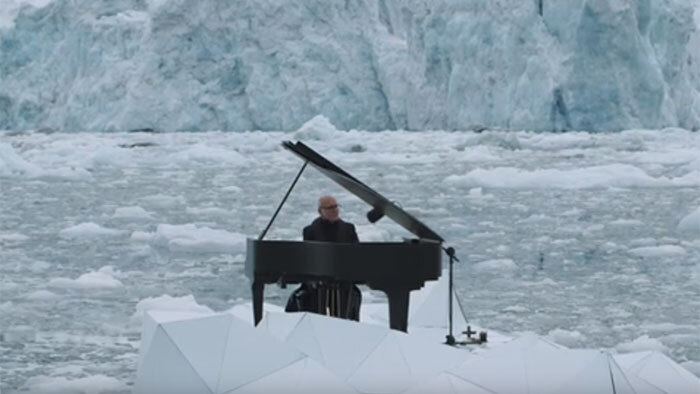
[318,195,340,223]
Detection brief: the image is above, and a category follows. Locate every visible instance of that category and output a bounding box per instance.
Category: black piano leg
[316,283,328,315]
[386,289,410,332]
[252,281,264,326]
[342,284,353,319]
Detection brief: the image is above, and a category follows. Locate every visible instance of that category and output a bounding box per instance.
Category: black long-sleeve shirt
[303,217,358,243]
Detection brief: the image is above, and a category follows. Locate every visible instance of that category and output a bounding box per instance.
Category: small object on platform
[463,325,476,338]
[447,325,487,345]
[479,331,488,343]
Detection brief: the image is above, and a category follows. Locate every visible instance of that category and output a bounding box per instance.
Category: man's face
[319,196,340,223]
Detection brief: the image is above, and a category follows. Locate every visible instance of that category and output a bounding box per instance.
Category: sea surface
[1,129,698,392]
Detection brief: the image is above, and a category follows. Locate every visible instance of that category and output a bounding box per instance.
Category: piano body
[245,141,445,332]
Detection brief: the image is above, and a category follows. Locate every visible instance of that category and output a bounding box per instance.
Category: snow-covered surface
[0,129,699,392]
[1,1,699,132]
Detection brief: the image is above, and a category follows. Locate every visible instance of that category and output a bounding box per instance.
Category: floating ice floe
[616,335,670,354]
[141,223,246,253]
[132,294,215,326]
[0,142,91,180]
[444,164,699,189]
[293,114,341,141]
[48,266,123,290]
[0,232,29,242]
[20,374,126,394]
[472,258,518,273]
[112,206,154,220]
[628,245,687,258]
[58,222,126,238]
[25,289,60,301]
[138,194,186,208]
[170,143,247,165]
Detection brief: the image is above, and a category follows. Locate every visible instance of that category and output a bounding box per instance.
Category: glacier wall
[0,0,698,132]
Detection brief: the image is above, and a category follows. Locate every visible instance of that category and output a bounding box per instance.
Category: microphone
[366,206,385,223]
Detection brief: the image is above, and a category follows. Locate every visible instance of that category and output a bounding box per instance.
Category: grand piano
[245,141,446,332]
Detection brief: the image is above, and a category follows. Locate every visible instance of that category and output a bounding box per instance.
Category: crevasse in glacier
[0,0,698,132]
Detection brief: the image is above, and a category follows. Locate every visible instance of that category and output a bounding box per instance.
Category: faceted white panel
[446,374,498,394]
[137,312,160,372]
[451,347,529,393]
[229,357,355,394]
[517,349,604,392]
[407,372,495,394]
[262,311,306,341]
[162,314,234,393]
[547,353,635,394]
[216,317,304,393]
[615,351,700,394]
[606,356,639,394]
[394,331,471,383]
[347,333,412,394]
[134,306,699,394]
[284,316,327,364]
[288,313,388,379]
[134,325,212,394]
[227,302,285,326]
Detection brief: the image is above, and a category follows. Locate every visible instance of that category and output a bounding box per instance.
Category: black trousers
[285,282,362,321]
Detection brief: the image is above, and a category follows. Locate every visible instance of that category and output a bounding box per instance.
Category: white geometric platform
[135,271,700,393]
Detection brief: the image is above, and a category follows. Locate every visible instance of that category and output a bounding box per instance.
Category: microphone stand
[443,246,460,346]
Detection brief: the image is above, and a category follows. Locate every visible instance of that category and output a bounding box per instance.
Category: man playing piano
[285,195,362,320]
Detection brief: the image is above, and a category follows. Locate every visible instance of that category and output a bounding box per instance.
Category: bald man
[303,195,359,243]
[285,195,362,320]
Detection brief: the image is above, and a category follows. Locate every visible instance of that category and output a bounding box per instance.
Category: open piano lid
[283,141,444,242]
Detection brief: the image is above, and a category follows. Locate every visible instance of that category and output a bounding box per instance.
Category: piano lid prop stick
[258,161,309,240]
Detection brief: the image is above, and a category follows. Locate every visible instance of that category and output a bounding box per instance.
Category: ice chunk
[58,222,125,238]
[20,375,126,394]
[293,114,342,141]
[616,335,670,354]
[112,206,154,220]
[148,223,246,253]
[628,245,687,257]
[48,266,124,290]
